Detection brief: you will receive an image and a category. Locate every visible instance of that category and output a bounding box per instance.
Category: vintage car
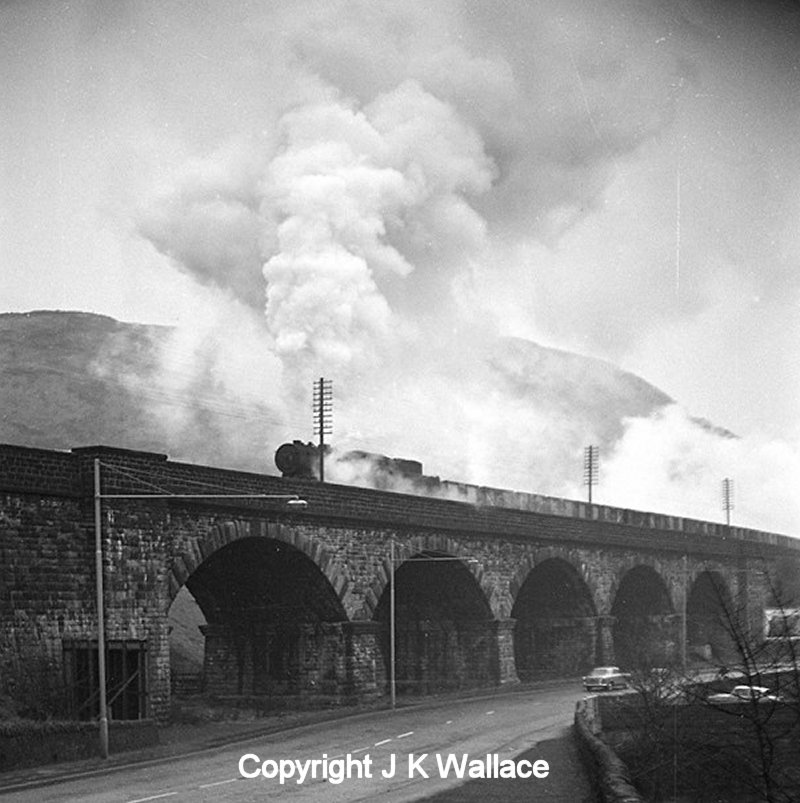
[706,685,782,704]
[582,666,630,691]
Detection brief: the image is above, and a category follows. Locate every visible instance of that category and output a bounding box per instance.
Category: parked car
[707,685,782,704]
[582,666,630,691]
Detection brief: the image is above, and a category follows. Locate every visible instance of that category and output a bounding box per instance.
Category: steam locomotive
[274,440,436,491]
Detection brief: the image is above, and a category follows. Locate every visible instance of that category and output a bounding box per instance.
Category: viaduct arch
[510,557,597,681]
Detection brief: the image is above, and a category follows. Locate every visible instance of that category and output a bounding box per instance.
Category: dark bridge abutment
[199,620,383,702]
[686,570,735,664]
[372,550,501,695]
[611,565,678,668]
[511,557,597,680]
[177,533,384,705]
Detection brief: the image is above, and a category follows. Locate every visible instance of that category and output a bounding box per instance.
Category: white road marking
[126,794,177,803]
[445,720,452,724]
[199,778,239,789]
[374,738,392,746]
[352,746,369,754]
[486,710,495,715]
[397,731,414,738]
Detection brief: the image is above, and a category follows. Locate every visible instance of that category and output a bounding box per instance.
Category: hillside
[0,310,280,472]
[0,310,171,453]
[0,310,686,471]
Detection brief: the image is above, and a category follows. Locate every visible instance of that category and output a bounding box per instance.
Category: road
[6,682,584,802]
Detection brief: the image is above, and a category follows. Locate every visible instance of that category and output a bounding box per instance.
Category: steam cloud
[130,0,799,536]
[262,79,495,395]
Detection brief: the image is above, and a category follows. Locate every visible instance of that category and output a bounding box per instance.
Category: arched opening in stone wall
[511,558,596,680]
[168,586,207,697]
[611,566,676,669]
[687,571,735,665]
[180,537,350,702]
[373,551,493,696]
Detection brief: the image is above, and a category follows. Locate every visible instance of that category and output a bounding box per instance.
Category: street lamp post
[390,538,396,710]
[92,459,306,758]
[93,459,110,758]
[386,542,477,710]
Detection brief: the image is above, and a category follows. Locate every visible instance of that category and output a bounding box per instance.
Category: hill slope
[0,310,280,471]
[0,310,170,452]
[0,309,687,471]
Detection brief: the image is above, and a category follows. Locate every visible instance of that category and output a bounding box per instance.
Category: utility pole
[386,545,476,711]
[389,538,396,710]
[722,477,734,527]
[584,445,599,503]
[313,377,333,482]
[93,459,109,759]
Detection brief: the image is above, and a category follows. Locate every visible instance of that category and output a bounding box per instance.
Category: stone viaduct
[1,443,799,723]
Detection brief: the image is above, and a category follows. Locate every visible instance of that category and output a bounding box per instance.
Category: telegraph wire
[97,462,174,495]
[97,377,310,430]
[98,460,288,497]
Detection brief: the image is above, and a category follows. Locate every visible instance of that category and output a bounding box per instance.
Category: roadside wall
[574,697,644,803]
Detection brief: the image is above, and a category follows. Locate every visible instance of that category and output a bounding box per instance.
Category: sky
[1,0,799,533]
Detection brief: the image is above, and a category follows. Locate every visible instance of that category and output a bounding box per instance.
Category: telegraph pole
[313,378,333,481]
[584,445,599,503]
[722,477,734,527]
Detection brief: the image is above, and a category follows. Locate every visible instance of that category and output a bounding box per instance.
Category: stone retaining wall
[574,697,643,803]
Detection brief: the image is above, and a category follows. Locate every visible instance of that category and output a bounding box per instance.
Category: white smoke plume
[598,406,800,536]
[124,0,800,536]
[137,139,270,308]
[262,79,495,397]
